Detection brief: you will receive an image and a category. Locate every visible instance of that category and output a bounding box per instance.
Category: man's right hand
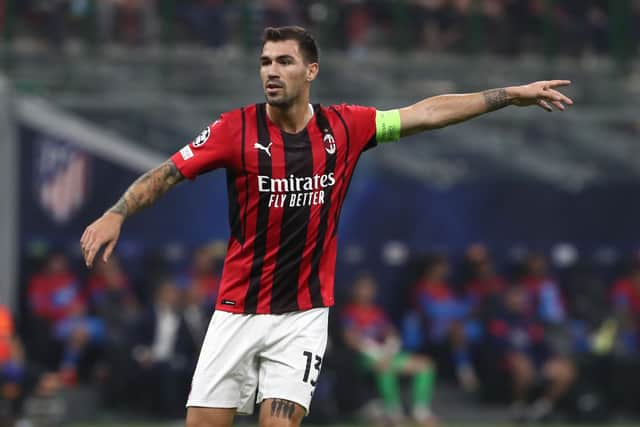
[80,159,184,269]
[80,212,124,268]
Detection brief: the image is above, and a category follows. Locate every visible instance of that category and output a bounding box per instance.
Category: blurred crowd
[336,247,640,424]
[2,0,640,57]
[4,242,640,425]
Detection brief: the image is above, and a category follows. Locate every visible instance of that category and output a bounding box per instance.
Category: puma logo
[254,142,272,157]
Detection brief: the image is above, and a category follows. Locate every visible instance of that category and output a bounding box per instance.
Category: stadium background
[2,0,640,426]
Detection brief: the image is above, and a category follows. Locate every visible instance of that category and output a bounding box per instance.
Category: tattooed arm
[396,80,573,137]
[108,159,184,218]
[80,159,185,268]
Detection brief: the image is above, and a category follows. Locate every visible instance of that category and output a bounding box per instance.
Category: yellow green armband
[375,109,401,143]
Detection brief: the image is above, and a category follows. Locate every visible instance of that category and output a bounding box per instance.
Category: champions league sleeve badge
[192,126,211,148]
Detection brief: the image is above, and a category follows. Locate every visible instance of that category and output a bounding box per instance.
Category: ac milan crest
[323,133,336,155]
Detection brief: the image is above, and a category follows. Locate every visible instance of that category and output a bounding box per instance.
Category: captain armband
[375,109,401,143]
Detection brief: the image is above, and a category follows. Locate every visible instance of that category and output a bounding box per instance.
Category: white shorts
[186,307,329,415]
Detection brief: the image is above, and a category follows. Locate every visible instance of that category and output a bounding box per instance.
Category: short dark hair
[262,26,319,64]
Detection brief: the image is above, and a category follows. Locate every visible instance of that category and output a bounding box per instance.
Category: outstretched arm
[108,159,184,218]
[80,159,184,268]
[397,80,573,137]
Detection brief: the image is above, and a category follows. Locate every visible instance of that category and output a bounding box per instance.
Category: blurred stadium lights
[381,241,410,266]
[551,243,579,268]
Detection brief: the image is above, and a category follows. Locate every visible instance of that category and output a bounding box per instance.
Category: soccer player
[80,26,573,427]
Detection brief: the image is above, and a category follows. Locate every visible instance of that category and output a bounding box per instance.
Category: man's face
[193,248,214,274]
[353,277,376,305]
[528,255,547,277]
[431,261,450,282]
[260,40,317,108]
[476,260,494,279]
[157,283,181,311]
[505,286,527,314]
[46,254,69,275]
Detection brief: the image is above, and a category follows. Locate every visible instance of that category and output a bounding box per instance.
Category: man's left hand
[508,80,573,112]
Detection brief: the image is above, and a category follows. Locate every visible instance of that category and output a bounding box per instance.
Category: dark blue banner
[19,124,230,256]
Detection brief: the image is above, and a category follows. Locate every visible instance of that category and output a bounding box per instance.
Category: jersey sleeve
[170,115,233,180]
[334,104,378,153]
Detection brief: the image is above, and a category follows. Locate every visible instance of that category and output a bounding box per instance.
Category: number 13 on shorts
[302,351,322,387]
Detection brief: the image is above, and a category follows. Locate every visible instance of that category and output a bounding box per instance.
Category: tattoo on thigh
[270,399,296,419]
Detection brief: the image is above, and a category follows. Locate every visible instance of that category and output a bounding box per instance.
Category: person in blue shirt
[488,285,575,422]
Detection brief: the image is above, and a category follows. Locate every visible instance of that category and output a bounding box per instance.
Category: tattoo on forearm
[483,88,509,112]
[108,160,184,218]
[270,399,296,419]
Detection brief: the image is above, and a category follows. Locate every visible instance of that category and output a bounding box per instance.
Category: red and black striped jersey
[171,103,377,314]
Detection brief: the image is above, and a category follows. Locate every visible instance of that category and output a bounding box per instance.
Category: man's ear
[307,63,319,82]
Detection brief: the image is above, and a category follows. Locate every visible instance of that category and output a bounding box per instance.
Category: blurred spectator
[519,253,578,360]
[86,258,138,406]
[87,257,137,319]
[7,0,632,58]
[15,243,640,421]
[584,1,609,53]
[408,255,480,391]
[27,251,84,326]
[98,0,156,45]
[177,0,228,47]
[479,0,513,54]
[178,245,221,308]
[459,243,490,281]
[0,305,25,422]
[20,372,65,427]
[408,0,449,52]
[183,282,212,347]
[510,0,546,53]
[341,274,437,425]
[259,0,299,28]
[462,245,506,317]
[27,251,104,385]
[559,262,609,356]
[337,0,373,54]
[22,0,69,45]
[438,0,474,52]
[562,261,609,328]
[16,0,100,46]
[128,280,195,418]
[610,263,640,355]
[488,285,576,423]
[0,306,66,424]
[520,253,566,325]
[608,262,640,413]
